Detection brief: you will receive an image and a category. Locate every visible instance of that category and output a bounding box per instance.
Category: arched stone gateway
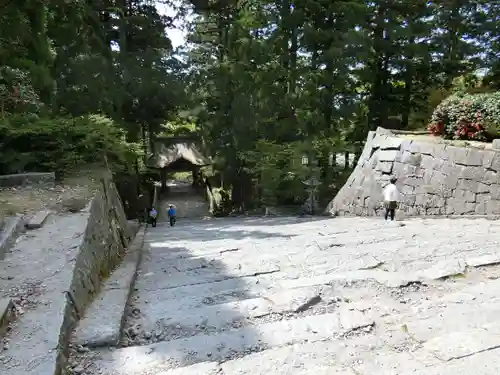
[146,135,212,219]
[147,135,211,189]
[326,127,500,217]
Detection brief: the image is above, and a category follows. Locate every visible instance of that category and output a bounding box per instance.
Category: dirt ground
[0,166,110,218]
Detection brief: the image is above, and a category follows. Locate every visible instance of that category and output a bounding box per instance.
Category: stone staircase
[158,182,210,220]
[69,215,500,375]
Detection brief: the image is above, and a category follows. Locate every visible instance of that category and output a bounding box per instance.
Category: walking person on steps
[383,177,400,221]
[149,207,158,227]
[168,205,176,227]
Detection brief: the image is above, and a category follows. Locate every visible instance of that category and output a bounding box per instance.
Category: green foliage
[0,66,42,118]
[429,92,500,140]
[2,0,500,212]
[0,0,185,186]
[210,188,233,217]
[0,115,139,177]
[159,120,198,137]
[181,0,500,209]
[240,137,349,207]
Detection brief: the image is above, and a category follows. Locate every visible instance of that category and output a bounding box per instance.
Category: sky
[156,1,188,49]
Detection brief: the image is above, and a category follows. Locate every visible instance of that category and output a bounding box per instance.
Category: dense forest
[1,0,500,211]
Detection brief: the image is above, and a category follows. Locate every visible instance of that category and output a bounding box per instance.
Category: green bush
[0,114,140,177]
[428,92,500,140]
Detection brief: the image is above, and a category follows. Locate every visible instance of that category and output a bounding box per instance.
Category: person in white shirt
[383,177,400,221]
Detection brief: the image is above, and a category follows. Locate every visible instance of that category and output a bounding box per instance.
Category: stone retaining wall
[56,177,137,374]
[326,128,500,217]
[0,172,55,188]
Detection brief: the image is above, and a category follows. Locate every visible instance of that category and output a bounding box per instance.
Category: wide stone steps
[159,195,210,219]
[84,310,374,374]
[70,216,500,374]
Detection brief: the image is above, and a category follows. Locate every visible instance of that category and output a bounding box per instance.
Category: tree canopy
[2,0,500,210]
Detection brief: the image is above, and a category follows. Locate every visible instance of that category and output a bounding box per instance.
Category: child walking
[167,205,176,227]
[383,177,400,221]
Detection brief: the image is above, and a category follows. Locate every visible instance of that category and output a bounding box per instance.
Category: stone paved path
[78,216,500,374]
[0,213,89,375]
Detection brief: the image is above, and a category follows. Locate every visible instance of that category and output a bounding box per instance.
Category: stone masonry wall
[56,177,136,374]
[326,127,500,217]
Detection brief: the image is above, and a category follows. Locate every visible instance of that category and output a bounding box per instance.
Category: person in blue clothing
[167,205,176,227]
[149,207,158,227]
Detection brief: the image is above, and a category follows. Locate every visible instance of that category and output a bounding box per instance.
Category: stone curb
[328,213,500,221]
[0,216,24,257]
[403,214,500,220]
[72,223,147,348]
[0,298,15,337]
[118,223,148,344]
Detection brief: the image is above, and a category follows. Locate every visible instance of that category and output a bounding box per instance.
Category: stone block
[375,161,393,174]
[399,139,413,151]
[458,166,484,181]
[466,254,500,268]
[400,185,415,195]
[492,139,500,150]
[426,206,445,215]
[486,200,500,215]
[0,172,55,188]
[401,194,416,206]
[421,321,500,362]
[421,170,434,185]
[439,186,454,198]
[403,164,418,176]
[431,170,446,185]
[441,162,461,177]
[453,189,476,203]
[482,150,496,168]
[432,157,445,170]
[465,148,484,166]
[475,201,488,214]
[408,142,422,154]
[433,144,448,160]
[477,182,491,194]
[0,298,14,335]
[418,259,466,280]
[404,177,422,187]
[374,135,402,150]
[368,152,378,168]
[445,198,476,215]
[457,179,478,192]
[0,216,24,257]
[73,288,129,347]
[483,170,498,185]
[414,166,425,178]
[401,152,421,166]
[25,210,50,230]
[490,153,500,172]
[491,187,500,200]
[417,142,438,156]
[415,194,430,207]
[420,154,435,170]
[449,146,468,165]
[476,193,491,203]
[377,149,399,162]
